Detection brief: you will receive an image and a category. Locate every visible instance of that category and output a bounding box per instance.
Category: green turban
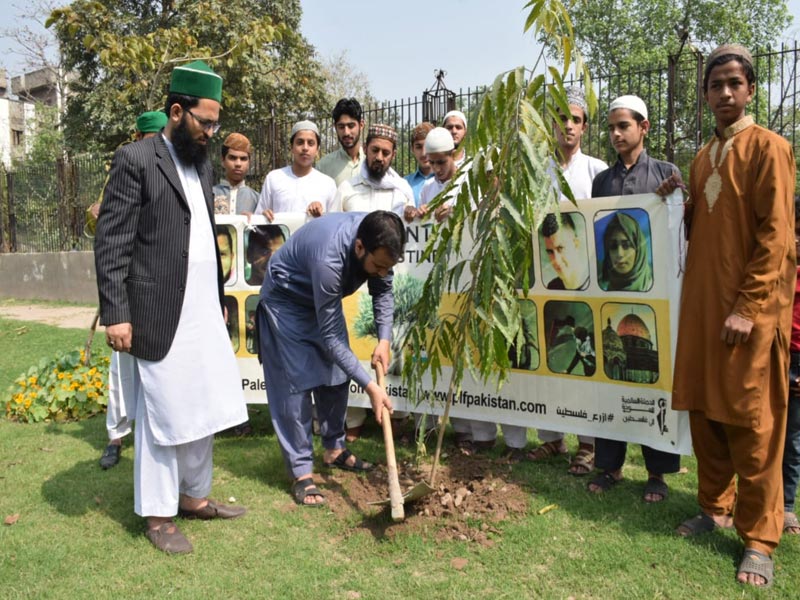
[136,111,168,133]
[169,60,223,102]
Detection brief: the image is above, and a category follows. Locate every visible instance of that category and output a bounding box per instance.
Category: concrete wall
[0,251,98,304]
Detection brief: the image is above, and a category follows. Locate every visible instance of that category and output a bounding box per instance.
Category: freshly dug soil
[317,452,531,544]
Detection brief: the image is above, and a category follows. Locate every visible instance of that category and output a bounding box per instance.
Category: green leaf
[523,0,545,33]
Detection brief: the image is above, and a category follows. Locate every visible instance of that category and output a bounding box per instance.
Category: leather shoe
[178,499,247,520]
[99,443,121,469]
[146,521,193,554]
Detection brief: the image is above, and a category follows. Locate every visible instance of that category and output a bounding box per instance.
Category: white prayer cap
[608,95,648,121]
[443,110,467,129]
[290,120,319,138]
[424,127,455,154]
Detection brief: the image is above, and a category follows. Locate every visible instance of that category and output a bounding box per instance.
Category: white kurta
[255,165,337,215]
[135,142,248,446]
[332,167,415,216]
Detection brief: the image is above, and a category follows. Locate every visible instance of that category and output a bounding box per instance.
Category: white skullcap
[608,95,648,121]
[424,127,455,154]
[290,120,319,138]
[443,110,467,129]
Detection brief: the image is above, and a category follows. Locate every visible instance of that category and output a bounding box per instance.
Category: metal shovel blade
[368,479,436,506]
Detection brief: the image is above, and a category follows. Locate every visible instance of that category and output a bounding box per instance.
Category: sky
[0,0,799,100]
[298,0,800,102]
[299,0,542,101]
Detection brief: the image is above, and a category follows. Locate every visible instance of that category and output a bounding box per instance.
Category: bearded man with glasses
[94,60,249,555]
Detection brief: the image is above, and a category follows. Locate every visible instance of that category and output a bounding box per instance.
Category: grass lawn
[1,313,798,599]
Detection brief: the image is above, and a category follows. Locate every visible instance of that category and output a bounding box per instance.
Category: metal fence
[1,156,106,252]
[572,42,800,179]
[2,42,798,253]
[238,85,488,185]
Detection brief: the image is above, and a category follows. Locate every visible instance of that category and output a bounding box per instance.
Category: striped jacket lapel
[154,134,189,210]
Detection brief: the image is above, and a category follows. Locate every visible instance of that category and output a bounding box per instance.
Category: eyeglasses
[185,109,221,134]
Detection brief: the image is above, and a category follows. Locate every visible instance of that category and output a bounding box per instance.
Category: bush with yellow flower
[5,348,110,423]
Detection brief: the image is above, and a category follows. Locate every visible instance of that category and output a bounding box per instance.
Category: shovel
[369,373,461,508]
[375,362,405,521]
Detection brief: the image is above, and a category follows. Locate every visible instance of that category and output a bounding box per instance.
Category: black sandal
[588,470,621,493]
[292,478,326,507]
[323,449,374,472]
[643,476,669,502]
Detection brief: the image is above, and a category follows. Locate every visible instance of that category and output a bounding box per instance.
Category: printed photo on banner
[601,302,659,384]
[244,224,288,286]
[538,212,590,291]
[509,299,540,371]
[216,224,237,285]
[214,195,692,456]
[544,300,596,376]
[353,273,426,377]
[223,295,239,352]
[594,208,653,292]
[245,294,259,355]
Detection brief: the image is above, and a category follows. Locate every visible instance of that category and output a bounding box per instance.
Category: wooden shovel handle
[376,362,404,521]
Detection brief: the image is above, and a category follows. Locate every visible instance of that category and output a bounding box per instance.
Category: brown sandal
[526,440,568,461]
[784,511,800,534]
[568,447,595,476]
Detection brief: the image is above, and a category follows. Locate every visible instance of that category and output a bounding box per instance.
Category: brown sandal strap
[526,440,568,461]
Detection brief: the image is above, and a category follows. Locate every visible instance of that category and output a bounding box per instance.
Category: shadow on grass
[39,404,289,536]
[506,444,755,569]
[355,507,406,540]
[40,455,142,538]
[44,414,111,452]
[219,405,403,513]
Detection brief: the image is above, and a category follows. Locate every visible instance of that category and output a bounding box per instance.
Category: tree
[0,0,67,110]
[542,1,793,169]
[402,0,592,465]
[555,0,791,74]
[47,0,329,153]
[18,103,65,164]
[318,50,376,108]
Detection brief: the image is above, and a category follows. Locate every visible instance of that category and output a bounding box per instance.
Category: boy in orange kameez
[671,44,796,588]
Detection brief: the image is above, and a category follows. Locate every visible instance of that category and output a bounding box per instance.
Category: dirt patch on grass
[319,452,530,545]
[0,305,99,330]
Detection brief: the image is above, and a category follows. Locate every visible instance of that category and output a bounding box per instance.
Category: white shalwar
[105,351,135,440]
[133,140,248,516]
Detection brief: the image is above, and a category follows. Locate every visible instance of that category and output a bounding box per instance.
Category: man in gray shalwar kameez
[258,210,404,506]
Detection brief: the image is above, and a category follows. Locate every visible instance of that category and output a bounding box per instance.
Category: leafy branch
[401,0,593,430]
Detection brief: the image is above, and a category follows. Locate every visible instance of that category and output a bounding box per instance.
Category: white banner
[217,192,691,455]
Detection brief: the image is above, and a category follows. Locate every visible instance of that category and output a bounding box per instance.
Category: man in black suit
[94,61,248,554]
